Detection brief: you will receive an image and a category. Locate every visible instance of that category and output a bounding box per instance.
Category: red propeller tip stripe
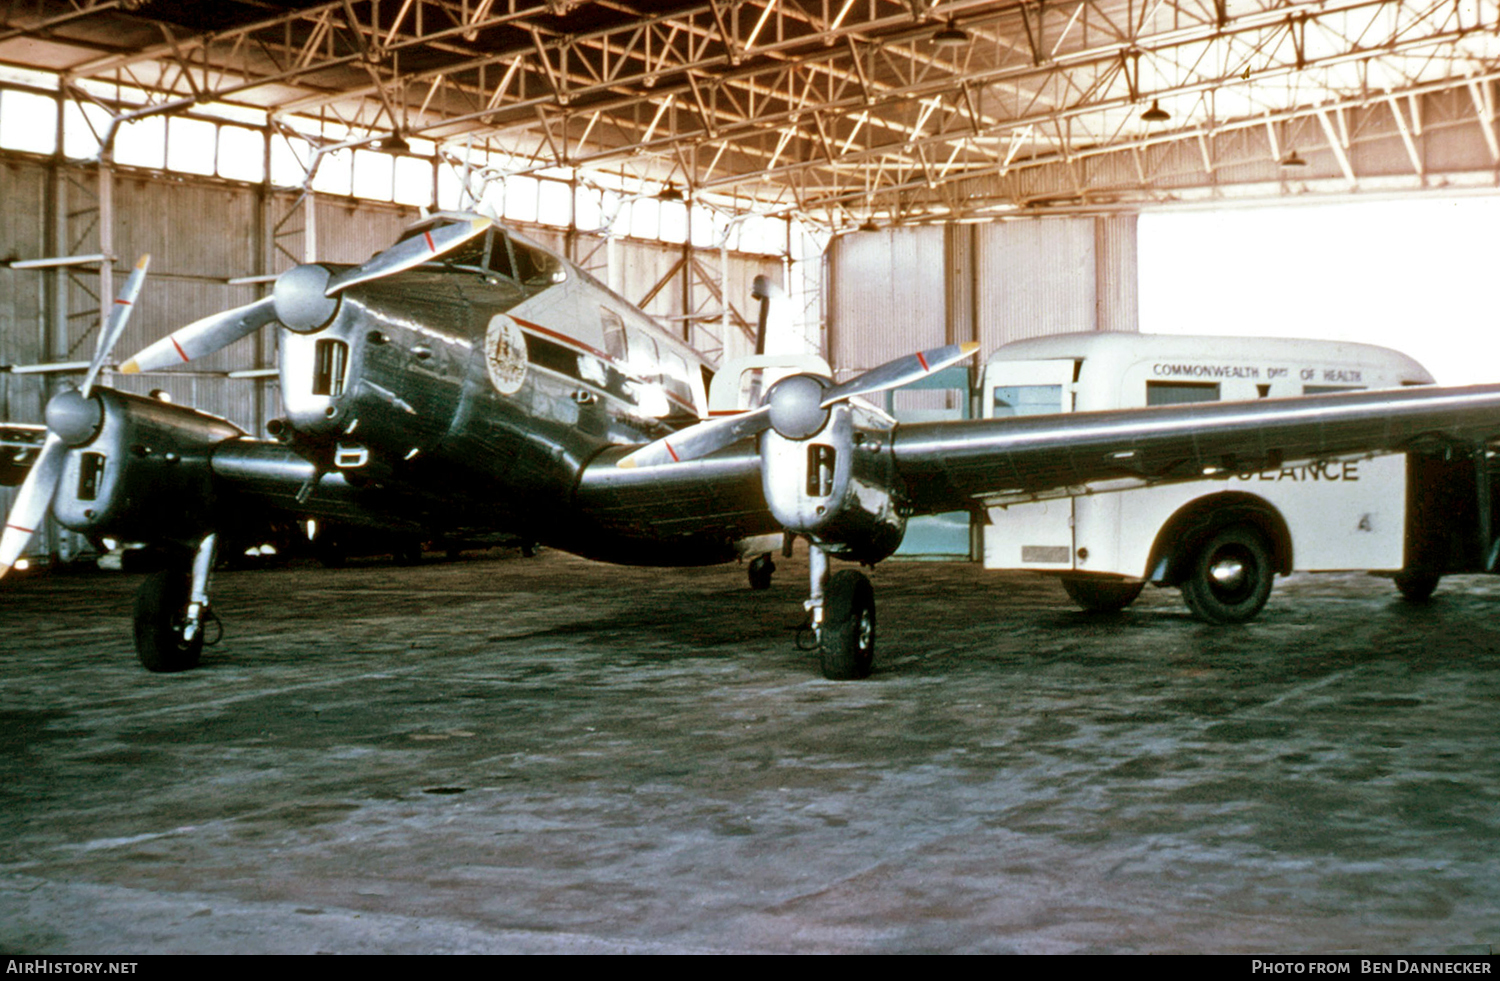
[6,524,34,535]
[171,336,189,362]
[666,443,680,462]
[424,231,437,252]
[917,351,930,371]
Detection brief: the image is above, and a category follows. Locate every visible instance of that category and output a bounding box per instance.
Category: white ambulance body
[980,332,1438,622]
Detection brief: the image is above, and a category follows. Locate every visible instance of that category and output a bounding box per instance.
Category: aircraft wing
[891,383,1500,514]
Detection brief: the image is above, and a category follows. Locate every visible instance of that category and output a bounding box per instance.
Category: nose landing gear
[133,533,220,673]
[805,546,876,680]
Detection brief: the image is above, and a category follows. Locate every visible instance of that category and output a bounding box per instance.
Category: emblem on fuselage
[485,313,528,395]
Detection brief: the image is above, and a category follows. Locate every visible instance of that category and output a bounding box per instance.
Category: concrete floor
[1,547,1498,954]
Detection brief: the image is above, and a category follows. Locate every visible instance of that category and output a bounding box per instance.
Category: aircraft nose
[273,263,340,332]
[44,388,103,447]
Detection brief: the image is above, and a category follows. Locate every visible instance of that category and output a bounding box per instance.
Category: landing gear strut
[133,533,218,673]
[806,546,876,680]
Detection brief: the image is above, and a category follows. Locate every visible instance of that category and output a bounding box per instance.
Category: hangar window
[114,115,165,170]
[218,125,265,183]
[167,116,216,175]
[0,89,57,154]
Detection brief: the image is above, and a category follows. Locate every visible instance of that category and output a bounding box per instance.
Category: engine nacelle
[50,389,245,547]
[760,403,906,565]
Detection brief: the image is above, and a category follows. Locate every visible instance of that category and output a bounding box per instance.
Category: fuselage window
[660,350,694,406]
[626,329,659,381]
[600,308,629,362]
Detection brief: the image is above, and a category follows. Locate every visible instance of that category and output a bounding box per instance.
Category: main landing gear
[805,546,876,680]
[133,533,220,673]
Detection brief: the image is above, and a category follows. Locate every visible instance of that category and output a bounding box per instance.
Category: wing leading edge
[891,383,1500,514]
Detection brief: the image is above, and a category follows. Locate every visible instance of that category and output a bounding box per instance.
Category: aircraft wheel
[1180,525,1274,624]
[133,568,203,673]
[1394,570,1440,602]
[748,552,775,590]
[1060,577,1144,612]
[819,570,875,680]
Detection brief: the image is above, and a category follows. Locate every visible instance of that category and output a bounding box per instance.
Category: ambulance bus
[979,332,1496,623]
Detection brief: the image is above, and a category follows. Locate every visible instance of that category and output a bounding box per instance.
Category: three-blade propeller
[120,216,491,375]
[1,255,151,578]
[617,342,979,469]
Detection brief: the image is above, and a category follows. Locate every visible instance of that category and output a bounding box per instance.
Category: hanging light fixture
[1280,149,1308,167]
[658,183,684,202]
[931,19,969,46]
[858,218,880,232]
[1140,100,1170,123]
[379,130,411,154]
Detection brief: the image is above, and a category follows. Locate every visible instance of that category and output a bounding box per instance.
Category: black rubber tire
[819,570,876,680]
[133,569,204,673]
[748,553,775,591]
[1061,577,1144,612]
[1180,525,1275,624]
[1394,570,1440,602]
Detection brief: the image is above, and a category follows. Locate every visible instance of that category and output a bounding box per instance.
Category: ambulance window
[1146,381,1219,406]
[1303,384,1365,395]
[992,385,1063,417]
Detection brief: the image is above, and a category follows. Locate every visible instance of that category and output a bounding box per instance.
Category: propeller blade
[82,253,150,397]
[119,296,277,374]
[324,216,492,296]
[0,433,65,579]
[617,405,772,469]
[820,342,980,407]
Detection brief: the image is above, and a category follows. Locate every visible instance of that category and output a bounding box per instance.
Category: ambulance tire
[1181,525,1274,624]
[1061,577,1144,613]
[1394,570,1440,602]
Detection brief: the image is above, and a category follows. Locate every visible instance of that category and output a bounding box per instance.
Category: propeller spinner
[617,342,980,469]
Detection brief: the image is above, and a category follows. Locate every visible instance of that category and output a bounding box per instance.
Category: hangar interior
[3,0,1500,955]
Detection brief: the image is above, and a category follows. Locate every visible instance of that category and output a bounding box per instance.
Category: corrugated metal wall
[827,225,948,379]
[826,215,1140,377]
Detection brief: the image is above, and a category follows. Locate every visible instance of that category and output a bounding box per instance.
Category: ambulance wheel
[1394,570,1440,602]
[748,552,775,590]
[1061,577,1144,612]
[133,568,203,673]
[1181,525,1274,624]
[819,571,875,680]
